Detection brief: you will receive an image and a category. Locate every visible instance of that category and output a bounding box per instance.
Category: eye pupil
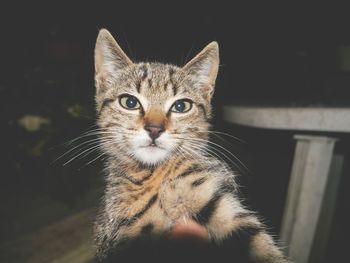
[175,101,186,112]
[171,99,192,113]
[126,96,137,108]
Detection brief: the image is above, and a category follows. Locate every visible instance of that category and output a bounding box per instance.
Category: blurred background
[0,2,349,263]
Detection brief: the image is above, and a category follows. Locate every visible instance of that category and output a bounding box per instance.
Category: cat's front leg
[248,230,289,263]
[203,194,289,263]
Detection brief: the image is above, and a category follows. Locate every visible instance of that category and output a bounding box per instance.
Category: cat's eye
[171,99,192,113]
[119,95,141,110]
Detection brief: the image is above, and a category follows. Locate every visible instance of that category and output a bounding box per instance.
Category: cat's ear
[94,29,133,89]
[182,42,219,101]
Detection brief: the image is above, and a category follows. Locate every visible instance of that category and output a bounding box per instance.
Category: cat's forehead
[122,62,188,102]
[134,62,179,81]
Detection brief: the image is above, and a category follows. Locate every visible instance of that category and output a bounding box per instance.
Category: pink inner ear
[181,43,219,100]
[95,29,133,77]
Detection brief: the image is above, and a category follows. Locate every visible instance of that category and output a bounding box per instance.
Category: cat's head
[94,29,219,165]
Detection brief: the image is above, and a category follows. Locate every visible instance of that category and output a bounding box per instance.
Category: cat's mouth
[134,143,169,165]
[140,142,165,149]
[132,132,173,164]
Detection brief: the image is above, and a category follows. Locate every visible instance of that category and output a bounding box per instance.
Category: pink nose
[144,124,165,140]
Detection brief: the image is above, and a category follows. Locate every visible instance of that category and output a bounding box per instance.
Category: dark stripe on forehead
[136,65,148,93]
[169,67,175,76]
[168,67,178,95]
[148,78,153,88]
[141,65,148,80]
[136,80,142,93]
[164,82,176,95]
[172,83,178,95]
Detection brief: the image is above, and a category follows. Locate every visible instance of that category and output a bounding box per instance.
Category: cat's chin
[133,146,170,165]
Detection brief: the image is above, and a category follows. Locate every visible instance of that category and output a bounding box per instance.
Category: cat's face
[94,29,219,165]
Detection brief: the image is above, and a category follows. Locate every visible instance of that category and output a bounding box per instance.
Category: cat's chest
[156,173,218,221]
[119,174,214,219]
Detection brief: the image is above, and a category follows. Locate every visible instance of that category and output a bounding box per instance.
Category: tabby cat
[93,29,289,263]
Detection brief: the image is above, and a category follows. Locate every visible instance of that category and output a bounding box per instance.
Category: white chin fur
[131,130,173,165]
[133,146,169,165]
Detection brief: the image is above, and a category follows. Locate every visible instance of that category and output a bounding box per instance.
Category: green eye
[171,99,192,113]
[119,95,140,110]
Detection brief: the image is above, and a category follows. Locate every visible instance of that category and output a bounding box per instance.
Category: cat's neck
[106,156,170,172]
[105,151,202,177]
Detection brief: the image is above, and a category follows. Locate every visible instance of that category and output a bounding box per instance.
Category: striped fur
[93,29,288,263]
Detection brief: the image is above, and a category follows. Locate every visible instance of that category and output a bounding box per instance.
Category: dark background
[0,2,349,262]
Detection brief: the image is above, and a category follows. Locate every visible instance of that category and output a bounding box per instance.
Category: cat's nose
[144,124,165,140]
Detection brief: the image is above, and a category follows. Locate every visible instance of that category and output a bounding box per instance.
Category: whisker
[181,144,229,171]
[175,136,248,173]
[196,129,246,144]
[184,137,249,173]
[183,142,231,168]
[52,131,113,151]
[51,136,115,165]
[62,140,114,166]
[79,152,107,170]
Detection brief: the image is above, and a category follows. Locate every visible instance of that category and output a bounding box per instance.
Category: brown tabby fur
[93,29,289,263]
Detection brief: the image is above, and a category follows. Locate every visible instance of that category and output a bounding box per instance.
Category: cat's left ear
[182,42,219,101]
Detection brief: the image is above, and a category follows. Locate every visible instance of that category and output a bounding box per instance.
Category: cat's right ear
[94,29,133,91]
